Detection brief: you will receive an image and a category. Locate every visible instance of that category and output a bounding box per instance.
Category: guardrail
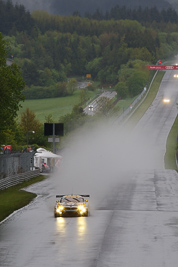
[0,169,40,191]
[113,71,158,125]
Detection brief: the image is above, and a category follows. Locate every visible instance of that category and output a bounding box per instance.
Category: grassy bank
[165,115,178,170]
[0,175,47,222]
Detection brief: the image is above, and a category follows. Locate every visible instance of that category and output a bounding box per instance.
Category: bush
[23,82,69,99]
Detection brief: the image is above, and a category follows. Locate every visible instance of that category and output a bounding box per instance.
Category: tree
[59,105,86,135]
[127,71,147,97]
[86,57,102,78]
[118,66,134,82]
[55,81,67,96]
[19,108,42,145]
[45,114,54,123]
[80,89,88,104]
[21,60,39,86]
[72,104,84,114]
[129,47,153,62]
[114,82,129,99]
[67,78,78,95]
[0,33,25,143]
[96,97,113,116]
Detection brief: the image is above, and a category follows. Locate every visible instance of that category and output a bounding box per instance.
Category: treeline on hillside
[0,1,177,37]
[83,6,178,24]
[1,2,178,100]
[12,18,159,85]
[5,11,178,97]
[50,0,171,16]
[0,0,35,35]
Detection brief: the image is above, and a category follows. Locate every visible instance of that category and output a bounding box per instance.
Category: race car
[88,105,94,111]
[163,98,170,103]
[54,194,90,217]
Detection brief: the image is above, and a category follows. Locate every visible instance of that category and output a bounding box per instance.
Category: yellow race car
[54,194,90,217]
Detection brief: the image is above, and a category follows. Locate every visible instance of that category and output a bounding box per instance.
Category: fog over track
[1,68,178,267]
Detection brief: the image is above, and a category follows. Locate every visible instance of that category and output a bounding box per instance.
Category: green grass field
[0,175,46,222]
[18,90,98,122]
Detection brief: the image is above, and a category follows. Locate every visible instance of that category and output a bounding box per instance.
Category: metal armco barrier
[114,70,158,125]
[0,169,40,190]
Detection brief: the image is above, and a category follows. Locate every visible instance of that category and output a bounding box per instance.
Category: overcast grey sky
[10,0,51,12]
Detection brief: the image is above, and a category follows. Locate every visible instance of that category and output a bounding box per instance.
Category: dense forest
[0,0,35,35]
[7,15,160,92]
[84,6,178,24]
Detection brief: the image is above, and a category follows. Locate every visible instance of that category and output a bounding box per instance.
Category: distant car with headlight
[88,105,93,111]
[173,74,178,78]
[163,98,170,103]
[54,194,90,217]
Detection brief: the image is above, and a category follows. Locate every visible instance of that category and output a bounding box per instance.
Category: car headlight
[78,205,86,213]
[56,206,64,213]
[163,98,170,103]
[78,205,84,210]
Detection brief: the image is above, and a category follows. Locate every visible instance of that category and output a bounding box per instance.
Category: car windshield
[61,197,84,203]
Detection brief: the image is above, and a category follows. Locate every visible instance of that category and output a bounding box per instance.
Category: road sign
[146,65,178,70]
[44,123,64,136]
[48,138,60,143]
[86,74,91,78]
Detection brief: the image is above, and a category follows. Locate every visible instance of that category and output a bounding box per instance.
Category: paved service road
[84,91,117,115]
[1,69,178,267]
